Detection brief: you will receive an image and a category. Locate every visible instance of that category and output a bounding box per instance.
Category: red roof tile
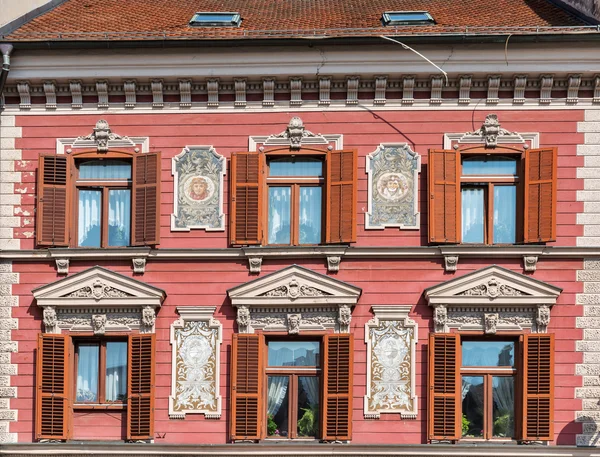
[3,0,592,42]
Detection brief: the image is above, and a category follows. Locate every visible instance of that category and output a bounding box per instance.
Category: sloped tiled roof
[3,0,593,42]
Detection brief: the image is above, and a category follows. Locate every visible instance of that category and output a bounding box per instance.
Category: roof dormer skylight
[189,12,242,27]
[382,11,435,26]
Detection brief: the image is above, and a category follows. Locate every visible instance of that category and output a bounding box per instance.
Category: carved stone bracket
[444,255,459,272]
[43,306,58,334]
[248,256,262,274]
[132,258,146,274]
[74,119,133,153]
[523,255,538,272]
[169,306,222,419]
[327,256,341,272]
[55,258,69,275]
[364,305,418,419]
[253,116,342,151]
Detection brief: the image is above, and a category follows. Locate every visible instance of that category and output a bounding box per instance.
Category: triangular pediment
[33,266,166,308]
[228,265,361,307]
[425,265,561,306]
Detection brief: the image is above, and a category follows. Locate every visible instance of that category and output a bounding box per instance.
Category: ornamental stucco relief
[169,307,222,419]
[364,306,418,419]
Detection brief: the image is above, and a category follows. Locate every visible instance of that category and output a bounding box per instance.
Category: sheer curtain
[462,188,484,243]
[108,190,131,246]
[267,376,289,416]
[268,187,291,244]
[105,342,127,401]
[299,187,321,244]
[78,190,101,247]
[299,377,319,406]
[76,344,99,402]
[493,186,516,243]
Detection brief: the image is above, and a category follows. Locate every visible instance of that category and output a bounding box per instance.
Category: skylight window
[382,11,435,26]
[189,12,242,27]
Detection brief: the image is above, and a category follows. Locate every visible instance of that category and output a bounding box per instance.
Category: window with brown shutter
[428,146,557,245]
[322,334,352,441]
[127,334,155,441]
[36,334,70,440]
[36,150,161,248]
[230,148,357,246]
[522,334,554,441]
[230,333,264,441]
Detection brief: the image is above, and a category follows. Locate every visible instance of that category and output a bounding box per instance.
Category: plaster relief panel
[171,146,226,231]
[364,305,418,419]
[169,307,222,419]
[365,144,421,230]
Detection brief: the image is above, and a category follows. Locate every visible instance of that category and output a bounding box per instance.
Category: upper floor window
[36,151,161,248]
[230,148,357,246]
[428,146,557,245]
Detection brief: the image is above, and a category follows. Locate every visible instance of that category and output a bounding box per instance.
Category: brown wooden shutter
[522,334,554,441]
[428,333,461,441]
[230,152,263,245]
[523,147,557,243]
[326,149,357,244]
[428,149,460,244]
[36,334,69,440]
[230,333,263,441]
[36,154,70,246]
[127,334,155,441]
[132,152,161,246]
[322,334,353,440]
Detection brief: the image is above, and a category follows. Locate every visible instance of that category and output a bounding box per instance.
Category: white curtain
[299,376,319,407]
[78,190,101,247]
[493,377,514,413]
[461,188,484,243]
[108,190,131,246]
[267,376,289,416]
[268,187,291,244]
[76,345,99,402]
[299,187,321,244]
[105,342,127,401]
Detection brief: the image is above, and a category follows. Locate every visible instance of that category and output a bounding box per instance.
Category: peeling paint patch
[21,232,34,238]
[13,208,30,217]
[14,187,27,194]
[22,219,32,227]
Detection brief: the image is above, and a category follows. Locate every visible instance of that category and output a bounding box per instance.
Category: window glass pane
[492,376,515,438]
[106,342,127,402]
[462,156,517,176]
[268,187,291,244]
[267,376,289,438]
[78,190,101,247]
[462,376,484,438]
[462,187,484,243]
[493,185,516,244]
[76,344,99,402]
[299,187,322,244]
[108,189,131,246]
[268,341,320,367]
[297,376,320,437]
[79,160,132,180]
[462,341,515,367]
[269,158,323,177]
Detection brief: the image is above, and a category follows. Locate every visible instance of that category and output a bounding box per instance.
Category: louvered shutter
[36,155,70,246]
[132,152,161,246]
[127,334,155,441]
[523,148,557,243]
[230,152,263,245]
[428,149,460,244]
[428,333,461,441]
[36,334,69,440]
[322,334,353,440]
[522,334,554,441]
[326,150,357,244]
[230,333,263,441]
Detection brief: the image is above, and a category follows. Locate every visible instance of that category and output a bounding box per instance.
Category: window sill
[73,404,126,411]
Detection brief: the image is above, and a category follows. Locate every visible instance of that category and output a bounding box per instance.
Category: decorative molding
[374,76,387,105]
[364,305,418,419]
[132,258,146,274]
[444,255,459,272]
[179,79,192,108]
[74,119,131,153]
[523,255,538,272]
[34,266,165,334]
[169,306,222,419]
[17,81,30,110]
[402,76,415,105]
[96,80,109,109]
[263,78,275,107]
[248,256,262,274]
[151,79,163,108]
[365,143,421,230]
[539,75,553,104]
[43,81,57,110]
[347,76,359,105]
[69,80,82,109]
[567,74,581,104]
[458,75,471,105]
[486,75,500,104]
[228,265,361,334]
[443,113,539,149]
[425,265,561,333]
[207,79,219,107]
[327,256,341,272]
[513,75,527,104]
[319,77,331,105]
[123,80,136,109]
[290,77,302,106]
[234,79,246,107]
[430,76,443,104]
[257,116,339,151]
[55,258,69,275]
[171,146,226,232]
